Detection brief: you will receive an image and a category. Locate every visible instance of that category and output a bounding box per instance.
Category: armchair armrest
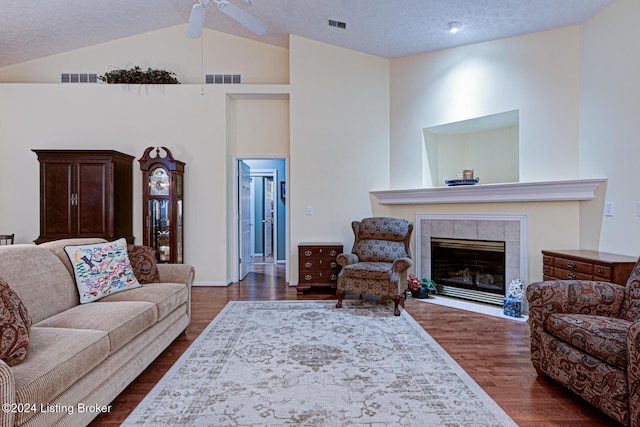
[392,257,412,273]
[526,279,625,375]
[626,321,640,423]
[337,253,359,267]
[0,359,16,426]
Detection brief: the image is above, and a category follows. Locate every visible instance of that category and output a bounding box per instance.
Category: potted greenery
[99,66,180,84]
[407,274,438,299]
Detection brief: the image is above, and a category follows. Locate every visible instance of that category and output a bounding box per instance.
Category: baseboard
[193,281,231,287]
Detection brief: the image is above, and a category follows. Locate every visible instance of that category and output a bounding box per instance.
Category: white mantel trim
[371,178,607,205]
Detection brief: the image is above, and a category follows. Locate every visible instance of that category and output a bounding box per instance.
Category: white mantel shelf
[371,178,607,205]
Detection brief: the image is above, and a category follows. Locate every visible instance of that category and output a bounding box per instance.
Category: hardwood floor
[90,264,617,426]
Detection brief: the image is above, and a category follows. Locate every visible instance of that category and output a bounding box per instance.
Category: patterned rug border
[124,300,517,426]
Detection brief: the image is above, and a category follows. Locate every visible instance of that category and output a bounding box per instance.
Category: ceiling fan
[186,0,268,38]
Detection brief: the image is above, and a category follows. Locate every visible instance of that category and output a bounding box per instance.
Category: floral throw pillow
[128,245,161,284]
[0,276,32,366]
[64,238,141,303]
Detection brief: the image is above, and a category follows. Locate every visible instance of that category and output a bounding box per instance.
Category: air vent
[205,74,242,84]
[328,19,347,29]
[60,73,98,84]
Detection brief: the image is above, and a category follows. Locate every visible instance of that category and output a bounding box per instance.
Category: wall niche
[423,110,519,187]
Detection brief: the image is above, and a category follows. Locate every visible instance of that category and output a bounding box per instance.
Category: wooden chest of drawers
[542,249,637,285]
[297,242,343,295]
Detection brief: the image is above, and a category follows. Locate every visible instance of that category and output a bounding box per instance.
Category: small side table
[297,242,343,295]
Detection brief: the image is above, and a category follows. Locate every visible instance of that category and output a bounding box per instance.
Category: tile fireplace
[416,214,528,306]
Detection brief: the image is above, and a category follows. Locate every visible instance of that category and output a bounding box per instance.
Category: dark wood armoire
[33,149,134,244]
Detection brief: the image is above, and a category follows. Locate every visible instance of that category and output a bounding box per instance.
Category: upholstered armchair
[527,259,640,426]
[335,217,413,316]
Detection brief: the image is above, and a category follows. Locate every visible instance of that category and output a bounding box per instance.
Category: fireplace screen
[431,238,506,296]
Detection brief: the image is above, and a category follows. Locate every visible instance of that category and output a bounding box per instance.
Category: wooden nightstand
[297,243,343,295]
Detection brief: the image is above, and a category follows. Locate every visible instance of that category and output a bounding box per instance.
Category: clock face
[149,168,170,195]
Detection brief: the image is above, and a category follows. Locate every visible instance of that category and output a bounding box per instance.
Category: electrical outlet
[604,202,613,217]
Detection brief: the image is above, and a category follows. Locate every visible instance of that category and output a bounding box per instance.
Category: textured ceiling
[0,0,613,69]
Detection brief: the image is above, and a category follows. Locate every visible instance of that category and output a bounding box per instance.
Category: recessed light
[447,21,462,34]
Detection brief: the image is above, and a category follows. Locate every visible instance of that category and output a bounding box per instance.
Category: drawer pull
[304,250,312,256]
[304,275,312,281]
[567,273,576,279]
[330,262,337,268]
[566,262,576,269]
[330,250,338,256]
[544,266,551,273]
[305,262,312,268]
[597,268,604,274]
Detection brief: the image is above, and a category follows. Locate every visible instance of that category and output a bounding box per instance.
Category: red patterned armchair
[335,217,413,316]
[527,259,640,426]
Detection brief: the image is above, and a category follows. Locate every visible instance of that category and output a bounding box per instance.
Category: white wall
[289,36,390,282]
[580,0,640,257]
[0,25,289,85]
[390,27,581,189]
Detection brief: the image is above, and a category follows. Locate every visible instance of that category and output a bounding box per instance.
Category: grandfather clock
[139,147,185,263]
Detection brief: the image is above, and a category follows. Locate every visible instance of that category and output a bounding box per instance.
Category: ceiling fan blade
[217,1,267,36]
[186,4,207,39]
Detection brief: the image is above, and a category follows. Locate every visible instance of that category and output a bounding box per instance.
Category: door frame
[250,168,278,262]
[231,155,289,283]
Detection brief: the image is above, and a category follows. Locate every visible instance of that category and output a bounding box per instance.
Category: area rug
[123,300,517,426]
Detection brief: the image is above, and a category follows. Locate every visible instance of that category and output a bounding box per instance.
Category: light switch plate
[604,202,613,217]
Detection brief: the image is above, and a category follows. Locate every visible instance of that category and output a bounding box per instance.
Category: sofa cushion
[343,262,393,280]
[11,327,109,425]
[100,283,188,321]
[127,245,160,284]
[64,238,142,303]
[0,277,32,366]
[0,245,79,324]
[39,238,108,279]
[545,313,630,368]
[34,301,157,355]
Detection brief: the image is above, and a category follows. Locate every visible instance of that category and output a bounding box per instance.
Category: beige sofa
[0,238,194,427]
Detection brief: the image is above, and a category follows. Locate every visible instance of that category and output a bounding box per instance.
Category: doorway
[235,158,287,282]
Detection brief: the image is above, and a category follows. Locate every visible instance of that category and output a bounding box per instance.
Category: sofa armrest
[0,359,15,426]
[154,264,195,319]
[156,264,195,287]
[526,280,625,375]
[336,253,359,267]
[392,257,412,273]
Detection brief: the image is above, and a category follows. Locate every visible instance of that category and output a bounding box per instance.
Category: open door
[238,160,252,280]
[263,178,274,258]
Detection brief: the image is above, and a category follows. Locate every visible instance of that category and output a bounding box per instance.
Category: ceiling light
[447,21,462,34]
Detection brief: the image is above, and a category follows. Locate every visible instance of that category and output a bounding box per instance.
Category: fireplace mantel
[371,178,607,205]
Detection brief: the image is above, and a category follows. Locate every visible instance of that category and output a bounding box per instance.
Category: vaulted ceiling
[0,0,613,69]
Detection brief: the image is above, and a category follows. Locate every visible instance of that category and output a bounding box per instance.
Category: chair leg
[336,290,343,308]
[392,296,401,316]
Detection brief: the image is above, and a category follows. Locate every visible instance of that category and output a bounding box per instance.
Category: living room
[0,0,638,425]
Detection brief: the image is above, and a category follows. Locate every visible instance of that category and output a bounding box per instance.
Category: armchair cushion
[353,240,408,263]
[343,262,392,280]
[545,314,630,368]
